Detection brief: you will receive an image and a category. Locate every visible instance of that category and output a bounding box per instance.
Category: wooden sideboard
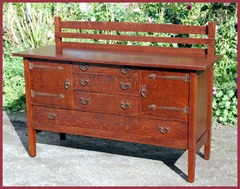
[13,16,222,182]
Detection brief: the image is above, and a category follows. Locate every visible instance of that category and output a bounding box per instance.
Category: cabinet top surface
[13,45,222,71]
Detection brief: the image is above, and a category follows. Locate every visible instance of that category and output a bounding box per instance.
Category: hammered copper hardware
[47,113,57,120]
[13,16,222,183]
[120,102,131,110]
[31,90,65,99]
[159,127,170,134]
[140,85,147,97]
[120,82,131,90]
[64,78,70,90]
[80,97,91,105]
[148,73,190,83]
[79,64,89,71]
[29,62,63,71]
[120,67,131,74]
[79,79,90,86]
[148,104,189,114]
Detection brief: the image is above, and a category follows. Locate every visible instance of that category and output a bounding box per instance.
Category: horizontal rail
[62,42,206,55]
[56,32,214,45]
[61,21,208,35]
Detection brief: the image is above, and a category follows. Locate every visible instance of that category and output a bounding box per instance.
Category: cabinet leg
[188,149,196,183]
[28,127,37,157]
[204,130,211,160]
[59,133,66,140]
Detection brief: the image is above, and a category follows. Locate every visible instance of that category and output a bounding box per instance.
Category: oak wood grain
[73,91,139,116]
[13,46,222,71]
[72,63,138,77]
[32,106,188,149]
[73,73,139,96]
[29,59,73,107]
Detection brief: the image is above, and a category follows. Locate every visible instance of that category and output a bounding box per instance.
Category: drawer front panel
[140,70,189,121]
[73,63,138,77]
[73,73,139,96]
[29,60,72,107]
[32,106,187,148]
[73,91,138,116]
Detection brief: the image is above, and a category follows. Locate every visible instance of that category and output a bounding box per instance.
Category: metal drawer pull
[120,82,131,90]
[159,127,170,134]
[31,90,65,99]
[140,85,146,97]
[79,64,89,71]
[64,78,70,90]
[80,97,91,105]
[148,104,189,114]
[47,113,57,120]
[120,67,131,74]
[29,62,63,71]
[120,102,131,110]
[148,73,189,82]
[79,79,90,86]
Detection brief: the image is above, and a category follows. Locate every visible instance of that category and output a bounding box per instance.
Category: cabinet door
[140,70,189,122]
[29,60,72,107]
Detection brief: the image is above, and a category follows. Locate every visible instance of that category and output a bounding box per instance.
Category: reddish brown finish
[72,63,138,77]
[204,67,214,160]
[60,20,208,34]
[207,22,216,56]
[13,17,223,183]
[140,70,189,122]
[54,16,62,54]
[29,59,72,107]
[55,32,214,45]
[73,73,139,96]
[32,106,187,149]
[62,42,207,56]
[73,91,139,116]
[23,58,36,157]
[188,72,197,183]
[13,45,222,71]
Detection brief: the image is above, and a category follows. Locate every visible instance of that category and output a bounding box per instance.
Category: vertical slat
[188,72,197,183]
[54,16,62,54]
[204,67,214,160]
[24,58,37,157]
[207,22,216,56]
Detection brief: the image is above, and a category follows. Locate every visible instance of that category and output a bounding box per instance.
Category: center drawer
[73,73,139,96]
[73,91,139,116]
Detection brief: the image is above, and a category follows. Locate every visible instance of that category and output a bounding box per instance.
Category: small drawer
[73,91,139,116]
[73,73,139,96]
[72,63,138,77]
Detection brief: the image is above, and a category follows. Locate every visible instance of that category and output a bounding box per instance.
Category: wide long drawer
[73,73,139,96]
[32,106,188,149]
[73,91,138,116]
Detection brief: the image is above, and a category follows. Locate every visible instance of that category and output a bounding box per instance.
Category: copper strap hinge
[148,73,190,83]
[29,62,63,71]
[148,105,189,114]
[31,90,65,99]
